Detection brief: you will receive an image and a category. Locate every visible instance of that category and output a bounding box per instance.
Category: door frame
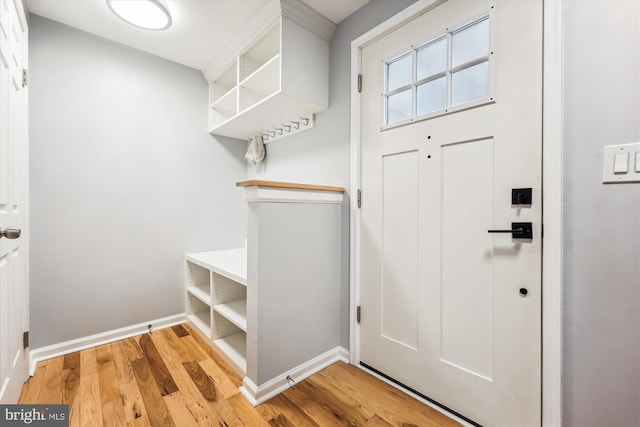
[348,1,563,425]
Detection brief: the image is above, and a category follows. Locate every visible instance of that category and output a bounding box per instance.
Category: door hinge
[23,331,29,349]
[22,69,28,87]
[357,306,361,324]
[357,189,362,208]
[357,74,362,93]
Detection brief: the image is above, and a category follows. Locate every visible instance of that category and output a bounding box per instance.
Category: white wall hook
[257,115,315,144]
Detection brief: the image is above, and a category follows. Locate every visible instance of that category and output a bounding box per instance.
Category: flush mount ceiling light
[106,0,172,31]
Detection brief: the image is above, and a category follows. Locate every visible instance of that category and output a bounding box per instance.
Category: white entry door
[0,0,29,404]
[359,1,542,425]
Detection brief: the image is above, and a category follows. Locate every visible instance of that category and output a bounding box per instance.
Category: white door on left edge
[0,0,29,403]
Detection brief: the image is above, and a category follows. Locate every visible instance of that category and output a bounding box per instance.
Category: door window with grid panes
[383,14,492,127]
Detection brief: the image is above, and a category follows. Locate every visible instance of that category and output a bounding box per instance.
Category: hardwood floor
[19,324,460,426]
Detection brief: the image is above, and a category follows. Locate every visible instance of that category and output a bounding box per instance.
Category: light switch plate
[603,142,640,183]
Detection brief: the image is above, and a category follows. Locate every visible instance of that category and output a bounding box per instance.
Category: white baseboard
[29,313,187,375]
[240,346,349,406]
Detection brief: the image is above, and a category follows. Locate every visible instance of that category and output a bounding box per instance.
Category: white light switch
[613,153,629,174]
[603,142,640,183]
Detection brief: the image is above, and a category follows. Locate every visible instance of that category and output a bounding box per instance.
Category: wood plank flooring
[19,324,460,426]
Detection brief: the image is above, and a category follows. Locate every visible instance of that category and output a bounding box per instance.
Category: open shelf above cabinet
[207,14,329,142]
[211,86,237,112]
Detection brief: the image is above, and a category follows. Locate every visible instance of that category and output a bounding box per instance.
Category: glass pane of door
[417,77,447,115]
[417,37,447,80]
[387,89,412,124]
[452,18,489,67]
[451,61,489,106]
[387,54,413,91]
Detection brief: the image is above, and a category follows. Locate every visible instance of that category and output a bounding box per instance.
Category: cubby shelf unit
[185,180,346,406]
[207,15,329,141]
[185,248,247,375]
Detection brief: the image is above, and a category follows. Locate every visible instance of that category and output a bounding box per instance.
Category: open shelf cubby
[240,22,280,81]
[186,261,210,301]
[239,55,280,113]
[185,248,247,376]
[213,330,247,374]
[186,293,211,336]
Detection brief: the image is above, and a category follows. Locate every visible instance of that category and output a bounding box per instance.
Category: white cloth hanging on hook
[244,134,266,165]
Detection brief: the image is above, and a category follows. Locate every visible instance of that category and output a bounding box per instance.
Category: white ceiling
[25,0,370,72]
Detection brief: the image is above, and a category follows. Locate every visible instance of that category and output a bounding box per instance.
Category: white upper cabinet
[205,0,334,141]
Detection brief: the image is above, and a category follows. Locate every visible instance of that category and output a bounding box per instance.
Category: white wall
[562,1,640,426]
[29,16,247,349]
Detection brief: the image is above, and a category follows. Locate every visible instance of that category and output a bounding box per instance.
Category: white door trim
[541,0,563,425]
[348,1,563,425]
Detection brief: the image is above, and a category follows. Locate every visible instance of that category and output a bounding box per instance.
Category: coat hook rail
[252,115,314,144]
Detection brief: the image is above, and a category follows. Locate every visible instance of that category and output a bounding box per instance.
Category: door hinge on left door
[357,306,361,324]
[23,331,29,349]
[22,69,28,87]
[357,74,362,93]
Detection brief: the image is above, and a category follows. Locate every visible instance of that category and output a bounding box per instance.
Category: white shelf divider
[211,86,238,112]
[213,299,247,331]
[187,286,210,305]
[239,54,280,89]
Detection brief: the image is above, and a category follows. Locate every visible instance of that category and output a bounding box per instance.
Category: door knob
[488,222,532,239]
[0,227,21,239]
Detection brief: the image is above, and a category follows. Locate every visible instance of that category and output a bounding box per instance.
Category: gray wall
[563,1,640,426]
[29,16,247,349]
[247,202,341,385]
[246,0,417,347]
